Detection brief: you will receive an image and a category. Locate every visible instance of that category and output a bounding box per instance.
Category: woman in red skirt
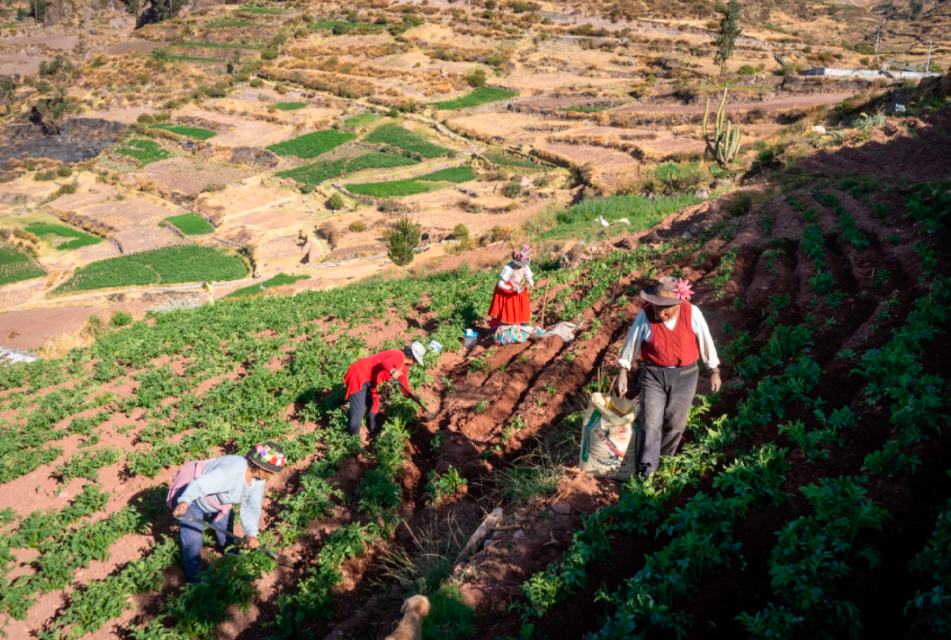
[488,245,534,327]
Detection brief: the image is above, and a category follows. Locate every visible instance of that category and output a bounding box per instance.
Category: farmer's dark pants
[348,381,380,437]
[635,362,699,476]
[173,487,234,583]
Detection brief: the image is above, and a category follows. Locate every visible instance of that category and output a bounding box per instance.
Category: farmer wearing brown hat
[168,441,287,582]
[616,276,721,476]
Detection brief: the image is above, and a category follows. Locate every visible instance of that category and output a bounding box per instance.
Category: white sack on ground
[579,392,640,481]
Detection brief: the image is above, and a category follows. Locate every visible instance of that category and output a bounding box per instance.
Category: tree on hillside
[383,216,422,267]
[713,0,742,73]
[152,0,187,22]
[30,0,47,24]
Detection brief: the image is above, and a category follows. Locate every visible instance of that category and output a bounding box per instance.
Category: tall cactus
[702,88,741,168]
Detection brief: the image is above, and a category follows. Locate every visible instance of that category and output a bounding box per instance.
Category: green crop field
[166,55,231,64]
[24,223,104,251]
[275,151,418,187]
[431,87,518,110]
[0,243,46,285]
[274,102,306,111]
[485,151,539,168]
[56,246,247,293]
[115,138,170,166]
[151,124,218,140]
[162,214,215,236]
[344,113,381,128]
[344,179,443,198]
[267,130,356,159]
[345,165,475,197]
[364,123,452,159]
[556,105,610,113]
[417,165,477,182]
[541,191,706,242]
[234,6,285,14]
[227,273,311,298]
[204,19,274,28]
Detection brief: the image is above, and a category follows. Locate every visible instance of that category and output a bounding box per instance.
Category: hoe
[176,516,295,566]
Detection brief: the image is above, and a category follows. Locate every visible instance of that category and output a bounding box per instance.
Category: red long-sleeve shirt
[344,350,413,413]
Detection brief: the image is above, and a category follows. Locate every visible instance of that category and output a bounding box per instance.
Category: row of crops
[503,176,951,638]
[271,120,459,191]
[0,243,45,285]
[0,222,667,637]
[55,245,248,293]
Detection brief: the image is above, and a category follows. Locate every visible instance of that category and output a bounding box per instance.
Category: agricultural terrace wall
[258,67,377,100]
[803,68,943,80]
[331,183,385,208]
[780,75,879,95]
[537,21,788,50]
[282,59,408,82]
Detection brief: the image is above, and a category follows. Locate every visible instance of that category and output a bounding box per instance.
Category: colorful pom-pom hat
[248,441,287,473]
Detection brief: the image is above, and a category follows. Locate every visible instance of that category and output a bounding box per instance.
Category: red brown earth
[1,110,950,640]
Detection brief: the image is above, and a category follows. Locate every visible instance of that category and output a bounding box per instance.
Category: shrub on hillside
[467,68,487,88]
[327,193,346,210]
[349,220,367,232]
[110,310,134,328]
[383,216,421,267]
[736,64,756,75]
[502,179,522,198]
[452,223,470,242]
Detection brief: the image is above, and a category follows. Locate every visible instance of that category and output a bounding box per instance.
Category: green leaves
[54,448,122,486]
[425,465,466,507]
[744,477,889,639]
[905,499,951,636]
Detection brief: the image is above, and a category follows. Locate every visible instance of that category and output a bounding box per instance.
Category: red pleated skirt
[488,286,531,324]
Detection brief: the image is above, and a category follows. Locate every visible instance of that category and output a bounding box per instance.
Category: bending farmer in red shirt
[615,276,722,477]
[344,341,431,438]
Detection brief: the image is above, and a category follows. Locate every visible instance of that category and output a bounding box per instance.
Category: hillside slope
[0,104,949,640]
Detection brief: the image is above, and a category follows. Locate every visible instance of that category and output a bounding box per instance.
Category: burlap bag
[579,393,640,480]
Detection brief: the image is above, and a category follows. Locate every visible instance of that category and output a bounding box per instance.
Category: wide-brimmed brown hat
[639,276,691,307]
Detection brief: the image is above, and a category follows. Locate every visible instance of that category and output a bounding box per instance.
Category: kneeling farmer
[169,442,286,582]
[616,277,722,476]
[344,341,429,438]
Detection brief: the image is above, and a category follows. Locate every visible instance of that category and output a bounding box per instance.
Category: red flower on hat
[674,279,694,301]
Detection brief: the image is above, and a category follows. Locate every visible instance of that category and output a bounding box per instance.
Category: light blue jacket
[177,455,266,537]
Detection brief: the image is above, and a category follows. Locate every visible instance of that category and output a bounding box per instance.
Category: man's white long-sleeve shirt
[617,303,719,370]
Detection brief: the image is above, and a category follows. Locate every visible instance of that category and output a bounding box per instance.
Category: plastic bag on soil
[494,325,532,345]
[579,393,640,481]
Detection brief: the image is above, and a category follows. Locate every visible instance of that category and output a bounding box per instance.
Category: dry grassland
[447,112,575,146]
[133,157,257,198]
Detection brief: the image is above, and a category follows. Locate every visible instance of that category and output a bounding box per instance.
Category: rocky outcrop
[42,0,224,25]
[230,147,279,168]
[0,117,126,164]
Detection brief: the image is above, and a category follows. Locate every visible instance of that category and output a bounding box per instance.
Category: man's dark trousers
[348,381,380,436]
[635,362,699,476]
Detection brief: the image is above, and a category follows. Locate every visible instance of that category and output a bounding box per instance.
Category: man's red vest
[639,303,700,367]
